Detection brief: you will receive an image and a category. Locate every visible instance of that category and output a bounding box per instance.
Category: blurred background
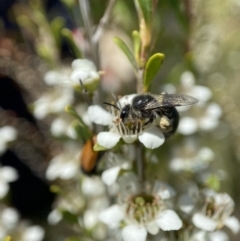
[0,0,240,240]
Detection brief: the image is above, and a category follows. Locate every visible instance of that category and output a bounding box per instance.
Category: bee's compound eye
[120,105,130,121]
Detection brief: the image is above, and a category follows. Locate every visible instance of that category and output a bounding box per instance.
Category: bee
[105,92,198,138]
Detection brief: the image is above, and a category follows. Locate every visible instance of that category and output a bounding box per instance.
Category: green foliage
[136,0,153,27]
[143,53,165,91]
[113,37,138,72]
[62,28,83,58]
[132,30,141,64]
[50,17,65,49]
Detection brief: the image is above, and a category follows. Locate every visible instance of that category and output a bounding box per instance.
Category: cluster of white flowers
[33,59,100,120]
[0,206,44,241]
[164,71,223,136]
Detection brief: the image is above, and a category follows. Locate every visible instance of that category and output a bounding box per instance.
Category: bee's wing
[144,94,198,110]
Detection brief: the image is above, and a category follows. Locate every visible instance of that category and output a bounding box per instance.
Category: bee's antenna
[103,102,120,110]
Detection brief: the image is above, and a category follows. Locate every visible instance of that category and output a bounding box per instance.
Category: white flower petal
[122,134,138,144]
[72,59,97,71]
[88,105,112,125]
[156,210,182,231]
[44,71,61,85]
[122,225,147,241]
[59,162,79,180]
[1,208,19,228]
[0,166,18,182]
[47,209,62,225]
[205,103,222,119]
[209,231,229,241]
[97,132,121,149]
[178,194,194,214]
[190,85,212,103]
[146,222,159,235]
[101,166,121,186]
[224,216,240,234]
[50,118,68,136]
[0,182,8,198]
[22,225,45,241]
[82,177,105,196]
[180,71,195,88]
[199,116,219,131]
[99,205,124,229]
[138,126,165,149]
[154,181,176,199]
[0,126,17,143]
[192,213,217,231]
[178,117,198,135]
[84,210,98,229]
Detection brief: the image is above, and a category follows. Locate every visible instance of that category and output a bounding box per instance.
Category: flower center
[126,192,163,225]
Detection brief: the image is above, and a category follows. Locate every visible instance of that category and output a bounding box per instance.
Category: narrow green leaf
[113,37,138,71]
[65,105,86,127]
[137,0,153,27]
[62,28,82,58]
[72,119,91,142]
[51,17,65,49]
[132,30,141,64]
[143,53,165,91]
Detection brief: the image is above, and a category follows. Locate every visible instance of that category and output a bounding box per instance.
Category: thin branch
[136,142,145,190]
[92,0,117,44]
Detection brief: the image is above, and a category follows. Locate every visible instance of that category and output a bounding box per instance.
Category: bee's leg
[143,113,155,126]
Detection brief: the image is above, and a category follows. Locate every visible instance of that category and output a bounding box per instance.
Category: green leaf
[113,37,138,71]
[132,30,141,64]
[62,28,82,58]
[143,53,165,91]
[93,143,108,151]
[205,174,220,191]
[65,106,92,141]
[61,210,79,224]
[136,0,153,27]
[50,185,62,194]
[72,120,91,142]
[51,17,65,49]
[65,106,86,127]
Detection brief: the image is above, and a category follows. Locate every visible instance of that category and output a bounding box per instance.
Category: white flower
[45,148,80,181]
[33,87,74,120]
[169,138,214,173]
[192,189,240,234]
[0,166,18,198]
[99,176,182,241]
[70,59,99,86]
[22,225,45,241]
[0,126,17,154]
[81,176,105,197]
[190,230,229,241]
[101,153,132,186]
[43,59,99,89]
[88,95,165,149]
[50,118,77,139]
[176,71,222,135]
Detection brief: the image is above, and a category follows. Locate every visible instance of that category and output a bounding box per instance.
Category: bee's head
[120,104,130,122]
